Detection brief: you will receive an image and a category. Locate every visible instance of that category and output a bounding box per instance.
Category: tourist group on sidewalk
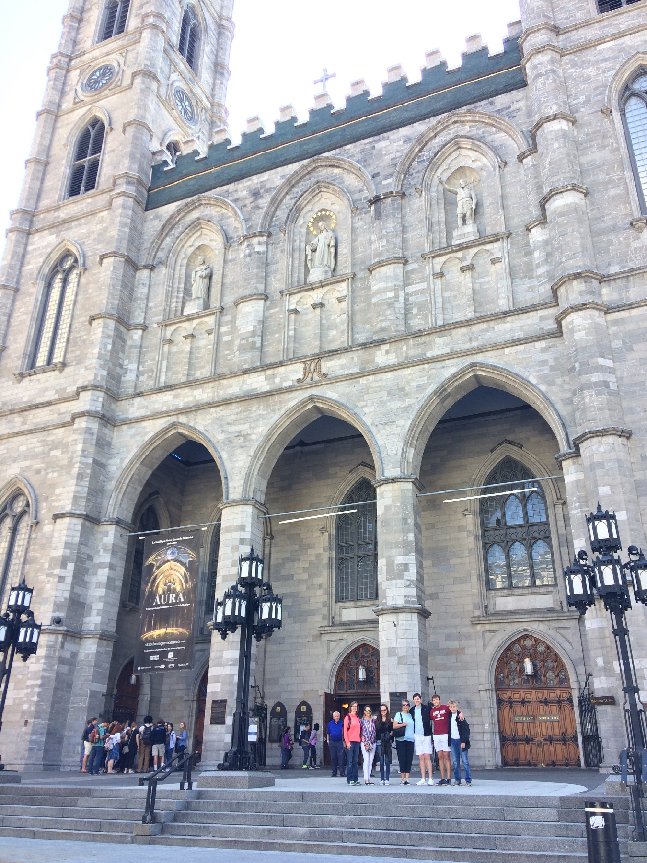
[81,715,188,775]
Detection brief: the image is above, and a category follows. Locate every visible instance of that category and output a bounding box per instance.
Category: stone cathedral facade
[1,0,647,771]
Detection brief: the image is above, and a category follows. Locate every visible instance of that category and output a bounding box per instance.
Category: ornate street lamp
[213,547,282,771]
[563,507,647,840]
[0,580,42,768]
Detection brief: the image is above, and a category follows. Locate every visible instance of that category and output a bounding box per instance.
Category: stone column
[373,478,430,701]
[233,232,269,369]
[200,499,267,769]
[368,192,407,336]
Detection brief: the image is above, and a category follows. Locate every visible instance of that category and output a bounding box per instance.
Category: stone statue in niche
[306,210,336,282]
[456,179,476,227]
[452,177,479,244]
[184,255,212,315]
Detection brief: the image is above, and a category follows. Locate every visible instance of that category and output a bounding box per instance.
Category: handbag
[392,712,406,739]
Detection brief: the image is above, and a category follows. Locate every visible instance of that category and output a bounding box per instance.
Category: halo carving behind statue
[307,209,337,234]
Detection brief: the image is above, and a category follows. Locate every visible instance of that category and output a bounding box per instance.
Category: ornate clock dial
[83,64,116,93]
[173,87,196,124]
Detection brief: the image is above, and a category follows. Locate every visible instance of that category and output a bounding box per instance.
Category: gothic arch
[162,219,227,318]
[147,195,245,265]
[60,108,112,201]
[242,395,383,501]
[328,638,380,694]
[106,422,229,522]
[259,155,375,232]
[487,628,581,690]
[605,54,647,217]
[0,477,38,525]
[402,362,571,478]
[394,111,528,192]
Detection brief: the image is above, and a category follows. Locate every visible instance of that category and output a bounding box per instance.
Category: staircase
[0,783,633,862]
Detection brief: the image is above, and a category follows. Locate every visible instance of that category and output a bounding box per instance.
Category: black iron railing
[139,750,195,824]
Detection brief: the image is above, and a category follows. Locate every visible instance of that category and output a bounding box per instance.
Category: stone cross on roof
[314,68,336,93]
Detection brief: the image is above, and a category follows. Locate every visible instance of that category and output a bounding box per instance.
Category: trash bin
[585,801,621,863]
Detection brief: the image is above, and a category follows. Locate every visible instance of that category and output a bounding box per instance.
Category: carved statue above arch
[306,209,337,282]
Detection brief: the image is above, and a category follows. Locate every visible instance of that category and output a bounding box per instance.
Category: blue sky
[0,0,521,257]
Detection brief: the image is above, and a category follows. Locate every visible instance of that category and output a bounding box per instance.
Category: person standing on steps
[392,699,415,785]
[299,722,312,769]
[343,701,362,786]
[431,694,452,786]
[375,704,393,785]
[326,710,345,777]
[150,719,167,771]
[136,715,153,773]
[280,726,293,769]
[449,700,472,786]
[360,706,377,785]
[411,692,434,786]
[309,722,320,768]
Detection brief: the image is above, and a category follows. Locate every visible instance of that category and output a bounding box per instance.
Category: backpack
[89,727,99,744]
[141,724,153,745]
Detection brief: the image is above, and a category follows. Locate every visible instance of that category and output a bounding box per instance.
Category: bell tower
[0,0,234,365]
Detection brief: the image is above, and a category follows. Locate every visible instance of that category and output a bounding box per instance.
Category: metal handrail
[139,750,195,824]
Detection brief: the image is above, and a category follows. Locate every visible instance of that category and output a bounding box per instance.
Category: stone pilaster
[368,192,406,336]
[373,478,430,701]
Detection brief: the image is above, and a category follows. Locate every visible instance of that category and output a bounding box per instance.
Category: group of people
[284,695,471,787]
[81,715,188,775]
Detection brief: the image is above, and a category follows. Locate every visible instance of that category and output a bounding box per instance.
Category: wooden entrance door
[495,635,580,767]
[113,658,139,723]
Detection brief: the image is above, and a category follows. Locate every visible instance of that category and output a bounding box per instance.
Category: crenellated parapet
[147,34,524,211]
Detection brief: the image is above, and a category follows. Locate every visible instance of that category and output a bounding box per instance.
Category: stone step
[161,820,589,854]
[0,815,143,833]
[146,833,590,862]
[171,808,596,837]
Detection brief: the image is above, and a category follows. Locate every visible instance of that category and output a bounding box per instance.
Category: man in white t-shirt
[411,692,434,786]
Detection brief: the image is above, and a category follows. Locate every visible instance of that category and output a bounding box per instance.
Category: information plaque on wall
[210,699,227,725]
[390,691,408,717]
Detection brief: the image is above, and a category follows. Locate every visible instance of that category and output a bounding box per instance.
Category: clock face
[83,64,116,93]
[173,87,196,124]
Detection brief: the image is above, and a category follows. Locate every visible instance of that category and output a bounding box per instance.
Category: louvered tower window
[0,493,30,606]
[68,119,105,198]
[622,71,647,213]
[31,255,80,369]
[336,478,378,602]
[481,457,555,590]
[99,0,130,41]
[178,6,200,71]
[597,0,642,12]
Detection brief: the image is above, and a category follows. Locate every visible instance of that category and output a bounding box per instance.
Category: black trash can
[585,801,621,863]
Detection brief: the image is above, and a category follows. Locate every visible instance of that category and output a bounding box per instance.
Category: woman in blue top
[392,699,415,785]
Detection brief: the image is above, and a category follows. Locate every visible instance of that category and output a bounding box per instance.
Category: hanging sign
[134,530,199,674]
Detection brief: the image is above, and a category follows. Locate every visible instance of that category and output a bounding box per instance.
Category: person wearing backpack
[136,715,153,773]
[150,718,167,770]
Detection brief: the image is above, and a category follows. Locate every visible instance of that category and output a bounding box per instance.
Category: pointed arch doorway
[323,643,380,765]
[495,634,580,767]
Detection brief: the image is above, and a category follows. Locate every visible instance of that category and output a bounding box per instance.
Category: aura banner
[134,531,199,674]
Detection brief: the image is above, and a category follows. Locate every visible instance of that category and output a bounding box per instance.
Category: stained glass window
[335,479,377,602]
[622,72,647,213]
[481,457,555,589]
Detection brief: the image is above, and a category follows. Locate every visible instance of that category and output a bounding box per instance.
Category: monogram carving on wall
[296,358,328,383]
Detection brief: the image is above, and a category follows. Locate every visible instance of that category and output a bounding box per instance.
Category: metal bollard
[585,801,621,863]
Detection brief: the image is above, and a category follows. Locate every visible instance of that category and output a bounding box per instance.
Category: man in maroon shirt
[431,694,452,786]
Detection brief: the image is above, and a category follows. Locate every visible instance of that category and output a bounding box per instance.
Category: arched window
[178,6,200,71]
[165,141,181,167]
[0,492,31,603]
[128,506,160,605]
[68,119,105,198]
[480,457,555,590]
[622,71,647,213]
[204,522,220,616]
[99,0,130,41]
[598,0,642,12]
[31,254,80,369]
[335,478,377,602]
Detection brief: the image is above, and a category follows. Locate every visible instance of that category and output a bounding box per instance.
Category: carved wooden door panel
[495,635,580,767]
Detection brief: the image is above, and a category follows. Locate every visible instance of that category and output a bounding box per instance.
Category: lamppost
[0,580,42,769]
[212,547,282,771]
[563,504,647,840]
